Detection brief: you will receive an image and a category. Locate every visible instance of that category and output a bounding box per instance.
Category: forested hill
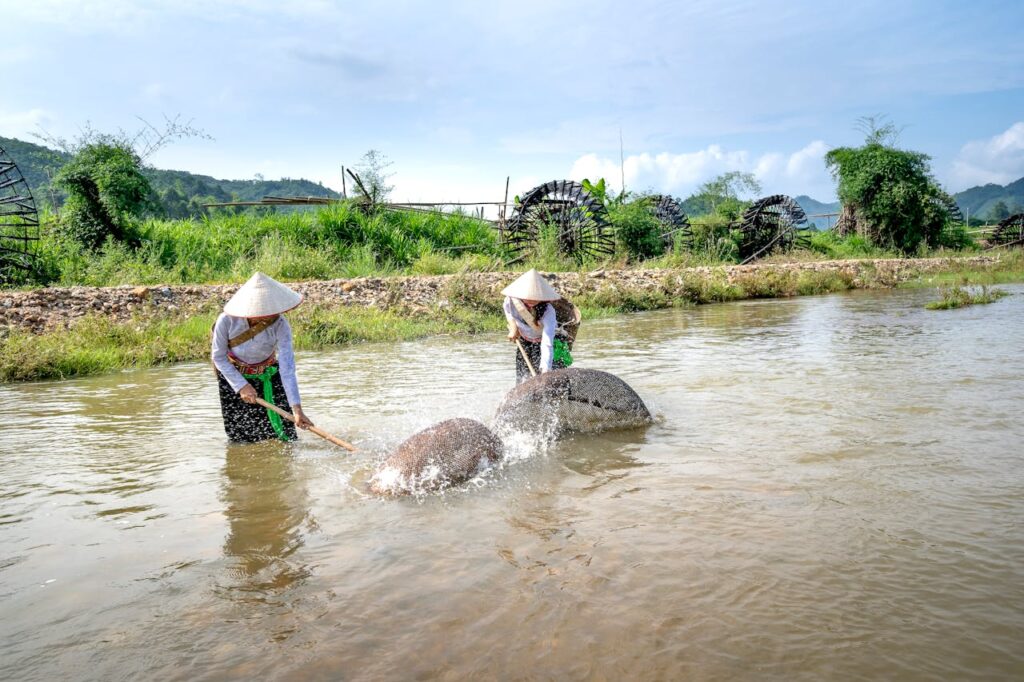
[952,178,1024,221]
[0,136,339,217]
[794,195,841,229]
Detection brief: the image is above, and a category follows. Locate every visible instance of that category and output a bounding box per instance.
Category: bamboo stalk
[253,397,357,452]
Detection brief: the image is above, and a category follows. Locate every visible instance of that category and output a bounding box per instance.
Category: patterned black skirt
[216,364,297,443]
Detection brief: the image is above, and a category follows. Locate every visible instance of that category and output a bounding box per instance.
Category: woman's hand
[291,405,314,430]
[239,384,258,404]
[507,327,520,342]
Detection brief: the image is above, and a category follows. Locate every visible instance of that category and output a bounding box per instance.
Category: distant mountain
[0,136,69,207]
[0,136,339,217]
[952,178,1024,221]
[794,195,841,229]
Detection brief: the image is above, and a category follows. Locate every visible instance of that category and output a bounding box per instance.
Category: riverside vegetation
[2,248,1021,382]
[4,125,1024,382]
[925,283,1010,310]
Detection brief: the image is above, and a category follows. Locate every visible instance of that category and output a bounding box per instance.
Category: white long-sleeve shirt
[503,297,556,372]
[211,313,301,406]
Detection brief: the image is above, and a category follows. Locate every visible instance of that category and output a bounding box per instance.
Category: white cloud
[950,122,1024,188]
[0,108,57,138]
[568,141,834,200]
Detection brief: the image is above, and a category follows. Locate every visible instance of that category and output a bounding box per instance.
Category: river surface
[2,286,1023,681]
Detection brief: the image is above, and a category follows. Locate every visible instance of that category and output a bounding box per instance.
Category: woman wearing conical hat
[211,272,314,443]
[502,269,575,384]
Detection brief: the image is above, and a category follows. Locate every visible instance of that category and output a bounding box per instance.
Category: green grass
[17,202,1010,291]
[904,249,1024,288]
[925,284,1010,310]
[5,252,1023,383]
[27,202,504,287]
[0,304,505,382]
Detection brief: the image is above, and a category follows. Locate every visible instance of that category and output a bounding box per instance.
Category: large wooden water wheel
[988,213,1024,248]
[0,145,39,284]
[640,194,693,251]
[737,194,808,263]
[504,180,614,263]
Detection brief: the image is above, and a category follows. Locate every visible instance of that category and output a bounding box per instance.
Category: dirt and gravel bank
[0,256,1002,334]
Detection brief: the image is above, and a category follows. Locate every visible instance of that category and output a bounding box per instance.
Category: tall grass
[29,202,502,287]
[17,199,1016,291]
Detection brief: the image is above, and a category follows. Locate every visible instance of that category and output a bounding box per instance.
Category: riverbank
[1,253,1019,382]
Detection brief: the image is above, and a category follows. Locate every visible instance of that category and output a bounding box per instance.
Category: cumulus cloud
[569,141,834,199]
[950,122,1024,188]
[0,108,56,138]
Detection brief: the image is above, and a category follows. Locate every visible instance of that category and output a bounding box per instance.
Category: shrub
[608,201,664,260]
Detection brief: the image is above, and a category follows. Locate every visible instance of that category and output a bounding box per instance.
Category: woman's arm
[276,317,302,407]
[502,297,520,341]
[276,317,313,428]
[539,305,556,372]
[211,314,251,395]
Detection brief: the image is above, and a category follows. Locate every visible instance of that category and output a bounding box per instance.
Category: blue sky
[2,0,1023,203]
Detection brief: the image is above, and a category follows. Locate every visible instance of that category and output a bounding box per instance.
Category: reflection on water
[220,444,313,598]
[1,285,1023,680]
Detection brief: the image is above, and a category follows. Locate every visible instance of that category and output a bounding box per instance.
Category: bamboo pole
[515,339,537,377]
[253,398,357,451]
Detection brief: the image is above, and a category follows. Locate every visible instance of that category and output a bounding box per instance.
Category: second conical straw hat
[223,272,304,317]
[500,269,561,301]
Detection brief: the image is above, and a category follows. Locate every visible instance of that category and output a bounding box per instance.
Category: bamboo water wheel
[737,194,808,263]
[641,194,693,251]
[0,145,39,284]
[988,213,1024,248]
[504,180,614,263]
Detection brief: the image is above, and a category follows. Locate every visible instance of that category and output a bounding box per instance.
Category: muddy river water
[2,286,1023,680]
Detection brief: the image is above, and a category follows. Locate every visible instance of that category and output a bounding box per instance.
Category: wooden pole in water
[253,397,357,451]
[516,338,537,377]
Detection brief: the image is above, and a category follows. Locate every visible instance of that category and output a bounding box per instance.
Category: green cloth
[243,365,289,441]
[553,338,573,367]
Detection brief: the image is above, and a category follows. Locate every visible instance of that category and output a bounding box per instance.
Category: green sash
[553,338,573,367]
[243,365,289,442]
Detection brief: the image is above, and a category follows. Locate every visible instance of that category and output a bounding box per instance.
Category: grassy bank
[6,255,1022,383]
[28,203,503,287]
[15,203,991,289]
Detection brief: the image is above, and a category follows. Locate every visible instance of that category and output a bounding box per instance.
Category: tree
[825,117,950,253]
[38,116,210,245]
[990,200,1010,222]
[350,149,394,206]
[685,171,761,217]
[53,141,152,248]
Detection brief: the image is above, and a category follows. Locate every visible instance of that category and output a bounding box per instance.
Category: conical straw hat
[501,269,561,301]
[223,272,303,317]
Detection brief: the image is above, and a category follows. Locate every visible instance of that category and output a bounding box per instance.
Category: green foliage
[5,255,1022,382]
[990,200,1011,221]
[0,135,69,209]
[925,284,1008,310]
[352,149,394,205]
[825,120,954,253]
[689,214,741,261]
[581,177,620,206]
[53,142,152,248]
[683,171,762,216]
[3,135,339,220]
[954,177,1024,220]
[608,200,665,260]
[26,201,501,287]
[528,224,581,272]
[808,231,897,259]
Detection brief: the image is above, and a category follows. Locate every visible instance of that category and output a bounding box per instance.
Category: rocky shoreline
[0,256,1001,334]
